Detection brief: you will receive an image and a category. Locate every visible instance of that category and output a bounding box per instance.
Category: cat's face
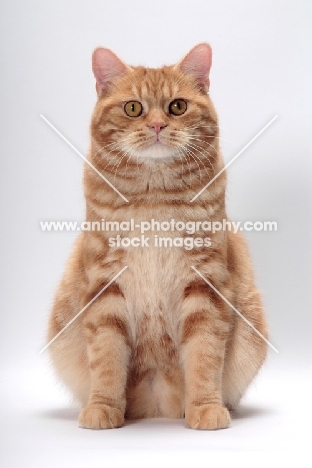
[91,44,218,168]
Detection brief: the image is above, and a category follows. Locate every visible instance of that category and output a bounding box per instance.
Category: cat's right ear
[92,48,130,96]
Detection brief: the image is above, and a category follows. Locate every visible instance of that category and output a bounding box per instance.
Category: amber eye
[124,101,143,117]
[169,99,187,116]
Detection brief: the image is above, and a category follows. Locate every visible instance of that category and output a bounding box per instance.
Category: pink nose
[149,122,166,135]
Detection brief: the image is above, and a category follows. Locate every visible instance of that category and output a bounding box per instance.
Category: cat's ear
[92,47,130,96]
[176,43,212,92]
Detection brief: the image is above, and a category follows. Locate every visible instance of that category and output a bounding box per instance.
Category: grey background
[1,3,312,462]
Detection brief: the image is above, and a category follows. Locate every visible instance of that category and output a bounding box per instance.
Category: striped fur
[47,44,268,430]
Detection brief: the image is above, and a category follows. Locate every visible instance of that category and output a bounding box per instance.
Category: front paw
[186,404,231,430]
[79,404,124,429]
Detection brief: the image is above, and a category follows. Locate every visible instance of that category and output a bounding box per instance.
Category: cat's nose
[149,122,167,135]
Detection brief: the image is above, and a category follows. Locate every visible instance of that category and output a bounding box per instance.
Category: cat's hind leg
[222,288,268,410]
[48,236,91,406]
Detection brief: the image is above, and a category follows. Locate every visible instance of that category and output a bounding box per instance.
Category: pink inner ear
[92,48,127,91]
[178,43,212,89]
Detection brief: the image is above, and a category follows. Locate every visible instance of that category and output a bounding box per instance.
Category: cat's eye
[169,99,187,116]
[124,101,143,117]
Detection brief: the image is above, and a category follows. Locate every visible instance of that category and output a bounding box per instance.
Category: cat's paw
[186,404,231,430]
[79,404,124,429]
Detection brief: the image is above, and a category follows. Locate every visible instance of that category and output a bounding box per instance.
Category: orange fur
[47,44,268,430]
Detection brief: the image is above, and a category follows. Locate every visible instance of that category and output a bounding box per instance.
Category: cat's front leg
[181,278,231,430]
[78,288,130,430]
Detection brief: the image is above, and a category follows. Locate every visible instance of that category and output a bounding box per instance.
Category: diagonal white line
[40,114,129,203]
[39,265,128,354]
[190,115,278,202]
[191,266,279,353]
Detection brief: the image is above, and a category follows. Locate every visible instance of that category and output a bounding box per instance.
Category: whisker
[180,146,202,184]
[110,140,142,183]
[173,147,192,188]
[186,142,216,176]
[96,132,148,173]
[183,145,211,181]
[112,151,131,183]
[92,140,120,160]
[187,141,216,167]
[186,132,235,146]
[124,142,142,179]
[184,123,230,134]
[179,146,192,187]
[175,149,185,186]
[187,138,218,164]
[187,135,217,154]
[102,144,128,172]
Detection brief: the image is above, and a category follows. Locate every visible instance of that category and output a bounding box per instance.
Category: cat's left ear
[176,43,212,92]
[92,47,131,96]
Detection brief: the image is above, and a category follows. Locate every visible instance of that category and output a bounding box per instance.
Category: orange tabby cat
[47,44,268,430]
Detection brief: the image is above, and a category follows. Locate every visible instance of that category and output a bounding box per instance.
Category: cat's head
[91,44,218,167]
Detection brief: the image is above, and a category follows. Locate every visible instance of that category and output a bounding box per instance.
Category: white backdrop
[1,0,311,465]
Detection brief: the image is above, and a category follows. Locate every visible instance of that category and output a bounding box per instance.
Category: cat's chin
[134,143,178,163]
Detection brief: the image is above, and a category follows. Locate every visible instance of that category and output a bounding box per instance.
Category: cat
[47,43,268,430]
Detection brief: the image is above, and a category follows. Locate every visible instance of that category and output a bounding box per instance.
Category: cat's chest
[117,242,185,337]
[122,242,185,305]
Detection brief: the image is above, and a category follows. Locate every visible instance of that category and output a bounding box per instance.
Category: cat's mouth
[134,140,178,162]
[150,140,166,148]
